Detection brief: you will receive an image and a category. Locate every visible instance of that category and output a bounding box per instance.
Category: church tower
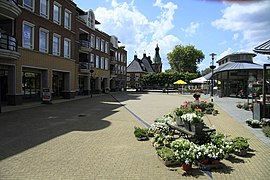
[152,44,162,73]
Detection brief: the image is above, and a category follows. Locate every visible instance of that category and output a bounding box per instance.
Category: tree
[167,45,205,73]
[201,68,212,76]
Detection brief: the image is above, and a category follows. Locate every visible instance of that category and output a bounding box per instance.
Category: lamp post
[90,61,94,98]
[209,53,216,102]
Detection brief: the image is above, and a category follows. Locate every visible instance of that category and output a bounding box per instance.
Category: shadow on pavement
[0,92,142,160]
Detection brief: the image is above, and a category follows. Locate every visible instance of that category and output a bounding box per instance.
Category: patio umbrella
[173,80,187,94]
[173,79,187,85]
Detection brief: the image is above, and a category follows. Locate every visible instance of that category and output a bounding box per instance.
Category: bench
[166,121,216,143]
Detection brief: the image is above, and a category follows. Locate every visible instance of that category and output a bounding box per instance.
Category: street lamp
[90,61,94,98]
[209,53,216,102]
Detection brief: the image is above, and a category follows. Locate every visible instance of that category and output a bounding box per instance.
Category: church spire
[153,44,161,64]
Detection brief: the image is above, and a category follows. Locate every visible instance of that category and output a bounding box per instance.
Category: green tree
[167,45,205,73]
[201,67,212,76]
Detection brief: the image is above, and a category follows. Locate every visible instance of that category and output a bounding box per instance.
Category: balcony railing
[80,62,90,69]
[79,40,91,49]
[11,0,18,5]
[0,33,17,51]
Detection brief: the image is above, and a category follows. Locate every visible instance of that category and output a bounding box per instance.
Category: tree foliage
[167,45,205,73]
[140,72,198,87]
[201,67,212,76]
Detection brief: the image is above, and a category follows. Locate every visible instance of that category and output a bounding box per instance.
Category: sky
[73,0,270,72]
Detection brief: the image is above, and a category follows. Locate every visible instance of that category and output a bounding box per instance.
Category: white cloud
[94,0,180,71]
[217,47,233,60]
[212,1,270,50]
[181,22,200,37]
[233,33,239,40]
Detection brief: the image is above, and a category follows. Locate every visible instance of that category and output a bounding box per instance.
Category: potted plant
[156,147,179,167]
[246,119,261,128]
[171,139,196,171]
[232,137,249,156]
[134,126,149,141]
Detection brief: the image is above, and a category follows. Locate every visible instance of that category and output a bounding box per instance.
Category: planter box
[184,121,191,131]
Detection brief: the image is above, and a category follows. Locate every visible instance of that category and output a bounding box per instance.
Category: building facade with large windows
[0,0,127,106]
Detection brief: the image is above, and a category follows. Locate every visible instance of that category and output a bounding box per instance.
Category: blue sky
[74,0,270,71]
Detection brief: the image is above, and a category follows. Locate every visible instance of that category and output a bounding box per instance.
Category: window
[96,55,99,68]
[105,58,109,70]
[64,9,71,30]
[90,53,94,63]
[91,34,95,48]
[40,0,49,18]
[135,74,140,81]
[115,52,118,61]
[39,28,49,53]
[64,38,71,58]
[23,21,34,49]
[101,57,104,69]
[105,42,109,54]
[23,0,34,11]
[53,34,61,56]
[101,39,104,52]
[96,37,100,50]
[53,2,61,25]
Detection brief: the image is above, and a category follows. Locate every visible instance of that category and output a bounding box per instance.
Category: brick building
[0,0,127,106]
[126,44,162,88]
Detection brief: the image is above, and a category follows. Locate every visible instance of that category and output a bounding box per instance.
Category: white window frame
[96,55,99,68]
[96,37,100,50]
[22,21,34,49]
[23,0,34,12]
[39,28,49,53]
[100,57,104,69]
[91,34,95,48]
[105,42,109,54]
[40,0,49,19]
[53,33,61,56]
[105,58,109,70]
[90,53,94,63]
[53,2,62,25]
[64,9,72,30]
[64,38,71,58]
[101,39,104,52]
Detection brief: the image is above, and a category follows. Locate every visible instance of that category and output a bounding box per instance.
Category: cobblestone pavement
[0,92,270,179]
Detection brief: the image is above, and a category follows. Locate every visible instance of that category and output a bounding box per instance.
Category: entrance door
[0,74,8,101]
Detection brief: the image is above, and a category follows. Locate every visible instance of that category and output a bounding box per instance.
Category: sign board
[42,88,51,102]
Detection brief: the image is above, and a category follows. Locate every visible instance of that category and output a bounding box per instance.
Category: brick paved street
[0,92,270,179]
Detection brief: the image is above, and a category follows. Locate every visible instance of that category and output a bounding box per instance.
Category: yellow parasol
[173,79,187,85]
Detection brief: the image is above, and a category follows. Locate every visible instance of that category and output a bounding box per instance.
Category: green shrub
[157,147,177,161]
[134,126,149,139]
[262,126,270,138]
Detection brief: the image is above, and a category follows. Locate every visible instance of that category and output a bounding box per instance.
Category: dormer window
[87,10,95,29]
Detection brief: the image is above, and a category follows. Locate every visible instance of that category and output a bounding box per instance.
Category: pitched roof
[213,61,263,74]
[254,40,270,55]
[141,56,154,72]
[127,58,145,73]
